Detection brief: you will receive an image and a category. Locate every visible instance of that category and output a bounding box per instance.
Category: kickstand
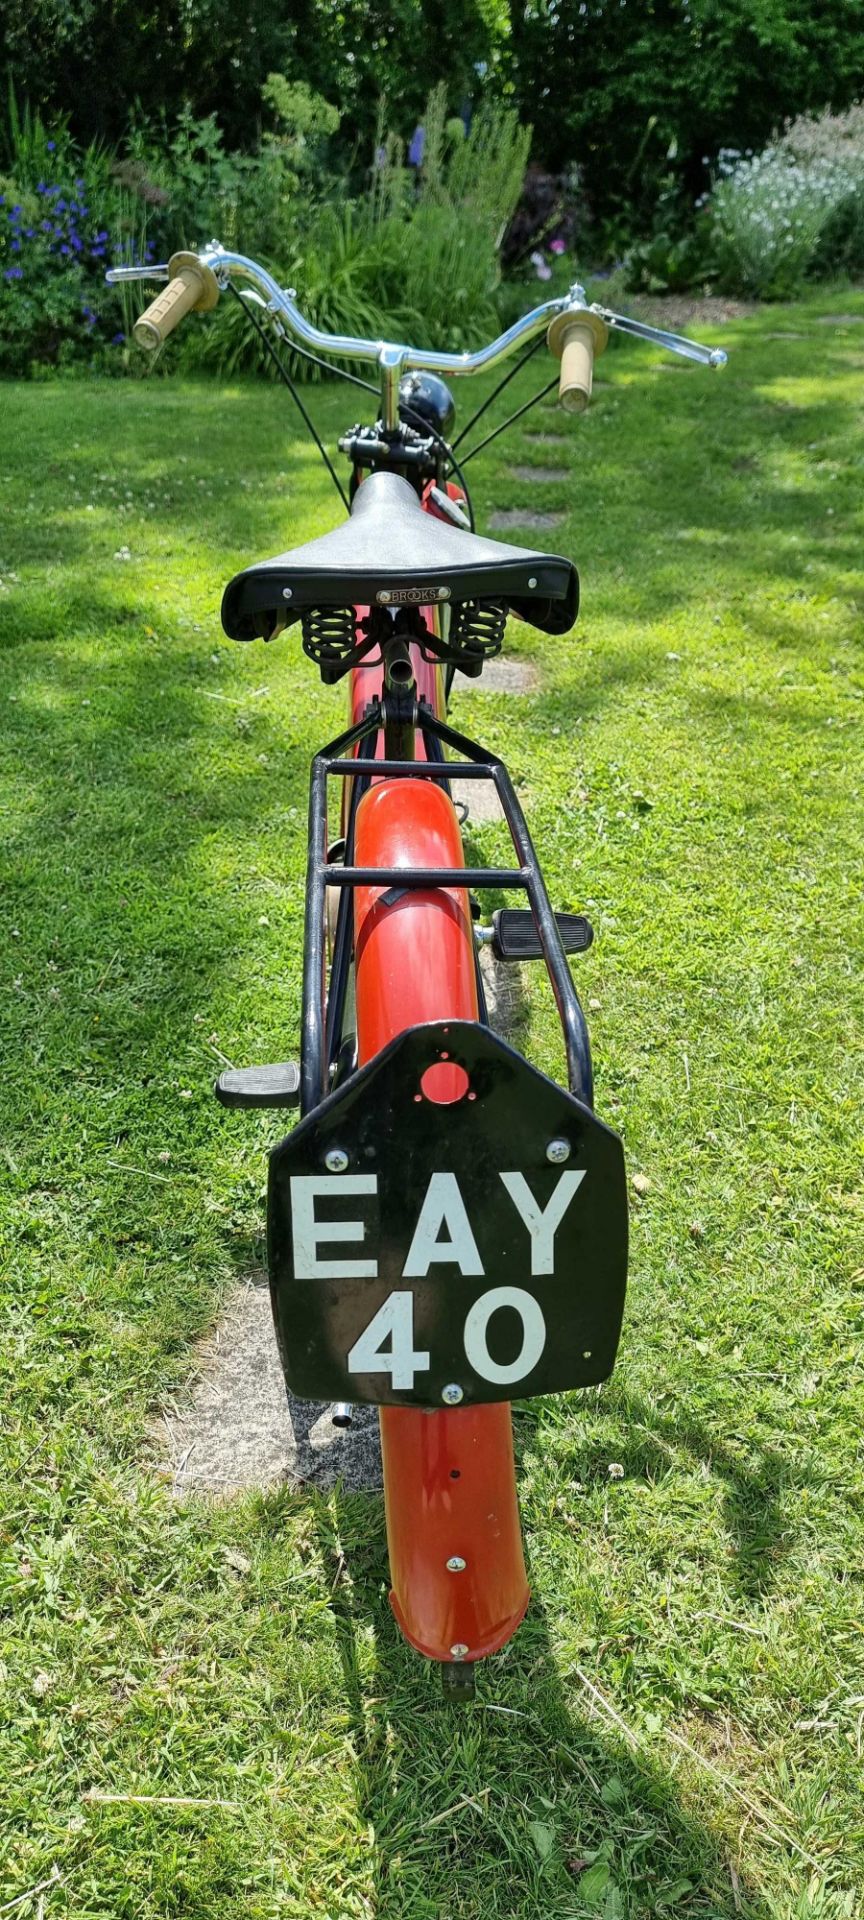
[440,1660,476,1702]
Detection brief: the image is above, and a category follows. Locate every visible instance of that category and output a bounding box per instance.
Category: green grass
[1,288,863,1919]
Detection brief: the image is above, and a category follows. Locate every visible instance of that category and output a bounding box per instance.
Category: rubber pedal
[214,1062,301,1109]
[491,907,593,962]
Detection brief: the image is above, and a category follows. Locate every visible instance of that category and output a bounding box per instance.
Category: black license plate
[268,1021,628,1409]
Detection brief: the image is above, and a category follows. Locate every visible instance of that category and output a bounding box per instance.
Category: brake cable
[396,404,476,531]
[231,283,477,525]
[450,331,546,452]
[228,282,350,511]
[452,375,559,470]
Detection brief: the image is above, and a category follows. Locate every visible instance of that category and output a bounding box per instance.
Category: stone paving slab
[487,508,564,531]
[510,465,569,484]
[452,657,539,695]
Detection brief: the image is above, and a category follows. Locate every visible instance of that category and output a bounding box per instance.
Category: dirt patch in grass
[634,293,757,327]
[154,1277,382,1496]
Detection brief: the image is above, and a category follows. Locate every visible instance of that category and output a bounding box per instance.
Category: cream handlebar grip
[546,308,609,416]
[133,252,219,353]
[559,322,596,414]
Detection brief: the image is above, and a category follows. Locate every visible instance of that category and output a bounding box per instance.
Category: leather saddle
[221,471,578,641]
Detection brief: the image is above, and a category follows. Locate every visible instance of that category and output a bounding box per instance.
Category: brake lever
[590,303,727,369]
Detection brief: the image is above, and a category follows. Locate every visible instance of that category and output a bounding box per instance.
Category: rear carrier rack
[303,700,594,1115]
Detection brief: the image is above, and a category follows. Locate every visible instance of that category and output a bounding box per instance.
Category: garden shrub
[710,113,864,298]
[780,101,864,276]
[0,73,530,378]
[0,96,149,372]
[184,85,531,379]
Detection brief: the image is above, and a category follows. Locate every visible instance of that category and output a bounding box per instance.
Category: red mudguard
[353,755,530,1664]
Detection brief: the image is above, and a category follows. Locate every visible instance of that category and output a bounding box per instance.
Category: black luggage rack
[302,699,594,1116]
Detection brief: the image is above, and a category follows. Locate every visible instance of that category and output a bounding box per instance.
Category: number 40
[347,1286,546,1392]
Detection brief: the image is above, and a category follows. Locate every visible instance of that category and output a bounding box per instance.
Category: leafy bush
[710,132,864,298]
[0,72,530,379]
[508,0,864,250]
[501,163,586,271]
[0,93,147,372]
[780,101,864,276]
[185,86,530,381]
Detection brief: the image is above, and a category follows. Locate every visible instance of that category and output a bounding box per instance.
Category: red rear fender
[353,776,529,1663]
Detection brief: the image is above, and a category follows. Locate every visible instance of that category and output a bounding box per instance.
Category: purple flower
[47,140,56,151]
[90,245,106,259]
[24,228,34,238]
[60,244,70,256]
[11,239,20,252]
[75,177,85,190]
[4,266,23,280]
[408,124,425,167]
[530,249,552,281]
[112,330,125,344]
[41,220,52,232]
[550,238,566,254]
[56,199,66,213]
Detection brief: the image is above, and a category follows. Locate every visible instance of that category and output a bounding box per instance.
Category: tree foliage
[2,0,864,244]
[507,0,864,238]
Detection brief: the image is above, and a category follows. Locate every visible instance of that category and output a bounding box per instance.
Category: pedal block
[214,1062,301,1109]
[491,907,593,962]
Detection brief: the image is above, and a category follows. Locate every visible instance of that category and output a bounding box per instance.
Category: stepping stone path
[488,508,564,531]
[456,657,539,695]
[450,656,539,818]
[511,465,569,484]
[522,433,569,447]
[814,314,864,325]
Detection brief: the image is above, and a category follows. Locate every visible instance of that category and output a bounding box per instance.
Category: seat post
[381,631,418,762]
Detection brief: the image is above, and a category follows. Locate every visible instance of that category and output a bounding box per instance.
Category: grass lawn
[1,288,863,1919]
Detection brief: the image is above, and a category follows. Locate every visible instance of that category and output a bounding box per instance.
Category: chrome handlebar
[108,242,727,424]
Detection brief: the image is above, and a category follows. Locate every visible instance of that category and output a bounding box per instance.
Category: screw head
[282,586,293,600]
[446,1556,466,1572]
[324,1146,349,1173]
[449,1643,469,1659]
[546,1137,571,1164]
[528,575,538,588]
[442,1383,464,1406]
